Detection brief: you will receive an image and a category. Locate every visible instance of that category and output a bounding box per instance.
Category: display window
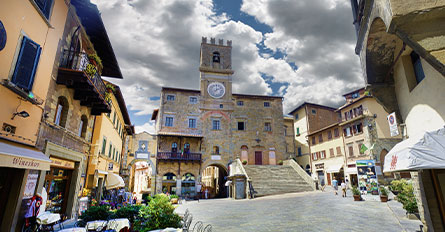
[44,167,72,214]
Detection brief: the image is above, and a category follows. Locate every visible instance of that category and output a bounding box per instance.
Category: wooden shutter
[11,36,41,91]
[34,0,53,19]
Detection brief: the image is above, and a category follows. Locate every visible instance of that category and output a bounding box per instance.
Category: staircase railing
[284,159,316,191]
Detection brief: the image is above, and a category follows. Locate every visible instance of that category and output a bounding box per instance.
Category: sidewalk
[322,186,423,231]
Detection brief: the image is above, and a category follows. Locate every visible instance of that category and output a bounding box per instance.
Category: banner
[356,160,379,195]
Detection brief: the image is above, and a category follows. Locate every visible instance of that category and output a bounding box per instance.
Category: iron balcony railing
[59,49,107,101]
[157,152,202,161]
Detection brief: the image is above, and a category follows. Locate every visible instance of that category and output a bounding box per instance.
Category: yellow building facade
[0,0,69,230]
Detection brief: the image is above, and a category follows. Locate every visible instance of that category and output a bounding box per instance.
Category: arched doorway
[133,161,152,195]
[162,173,177,194]
[305,164,311,175]
[181,173,196,197]
[202,163,228,198]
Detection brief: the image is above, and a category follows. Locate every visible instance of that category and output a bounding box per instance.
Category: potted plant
[88,53,102,68]
[380,187,388,202]
[105,83,115,93]
[242,160,247,165]
[352,186,361,201]
[278,160,284,165]
[170,194,179,204]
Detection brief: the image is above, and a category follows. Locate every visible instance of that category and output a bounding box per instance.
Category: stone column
[155,176,162,194]
[150,174,156,196]
[176,179,182,196]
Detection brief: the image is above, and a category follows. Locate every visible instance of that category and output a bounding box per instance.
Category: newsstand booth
[383,127,445,230]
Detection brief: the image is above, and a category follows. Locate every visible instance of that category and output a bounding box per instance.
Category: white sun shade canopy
[384,127,445,172]
[106,172,125,190]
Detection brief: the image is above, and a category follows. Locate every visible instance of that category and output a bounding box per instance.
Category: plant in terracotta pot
[105,83,115,93]
[170,194,179,204]
[380,187,388,202]
[278,160,284,165]
[88,53,102,68]
[242,160,247,165]
[352,186,361,201]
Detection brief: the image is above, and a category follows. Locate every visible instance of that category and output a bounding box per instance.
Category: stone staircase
[243,165,314,197]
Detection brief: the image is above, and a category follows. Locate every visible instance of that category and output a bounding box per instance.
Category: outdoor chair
[202,224,212,232]
[182,215,193,232]
[182,209,190,223]
[192,221,203,232]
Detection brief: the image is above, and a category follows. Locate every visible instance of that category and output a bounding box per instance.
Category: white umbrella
[384,127,445,172]
[106,173,125,190]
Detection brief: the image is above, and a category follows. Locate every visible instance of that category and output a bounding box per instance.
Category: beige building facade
[151,38,287,198]
[350,0,445,230]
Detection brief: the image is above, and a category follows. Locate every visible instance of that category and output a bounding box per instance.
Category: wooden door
[255,151,262,165]
[327,173,331,185]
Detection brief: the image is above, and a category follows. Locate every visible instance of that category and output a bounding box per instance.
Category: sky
[95,0,364,134]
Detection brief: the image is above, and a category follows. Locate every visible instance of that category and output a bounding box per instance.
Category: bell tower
[199,37,234,110]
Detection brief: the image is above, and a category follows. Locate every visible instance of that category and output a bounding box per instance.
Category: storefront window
[44,167,72,214]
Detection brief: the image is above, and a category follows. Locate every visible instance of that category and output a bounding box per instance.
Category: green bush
[134,194,182,231]
[169,194,179,200]
[380,187,388,196]
[111,205,142,224]
[396,183,418,213]
[390,179,408,193]
[352,186,360,195]
[79,205,111,224]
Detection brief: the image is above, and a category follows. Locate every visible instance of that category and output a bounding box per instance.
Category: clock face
[207,82,225,98]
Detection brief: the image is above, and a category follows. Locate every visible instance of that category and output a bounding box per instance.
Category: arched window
[184,143,190,153]
[241,145,248,163]
[55,96,69,128]
[213,146,219,155]
[182,173,195,182]
[78,115,88,138]
[163,173,176,181]
[212,52,220,63]
[171,142,178,153]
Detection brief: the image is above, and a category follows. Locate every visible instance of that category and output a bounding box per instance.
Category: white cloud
[96,0,364,126]
[134,121,155,134]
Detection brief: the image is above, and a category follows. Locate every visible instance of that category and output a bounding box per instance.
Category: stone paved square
[175,190,423,232]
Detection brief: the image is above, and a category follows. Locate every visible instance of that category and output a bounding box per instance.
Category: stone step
[244,164,313,197]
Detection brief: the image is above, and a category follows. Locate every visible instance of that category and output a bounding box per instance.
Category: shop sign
[50,157,75,169]
[23,170,39,199]
[0,154,50,171]
[315,163,324,169]
[136,152,149,159]
[356,160,379,195]
[211,155,221,160]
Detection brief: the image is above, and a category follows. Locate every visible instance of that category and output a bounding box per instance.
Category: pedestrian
[341,181,347,197]
[332,177,338,195]
[205,188,209,199]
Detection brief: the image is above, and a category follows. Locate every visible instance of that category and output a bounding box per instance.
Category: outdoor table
[148,228,183,232]
[58,228,87,232]
[37,212,62,230]
[86,220,107,230]
[107,218,130,231]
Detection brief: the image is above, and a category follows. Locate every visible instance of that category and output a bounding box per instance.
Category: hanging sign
[387,112,399,137]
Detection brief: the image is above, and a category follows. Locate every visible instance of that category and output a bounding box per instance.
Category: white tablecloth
[36,212,61,225]
[107,218,130,231]
[149,228,182,232]
[86,220,107,230]
[58,228,87,232]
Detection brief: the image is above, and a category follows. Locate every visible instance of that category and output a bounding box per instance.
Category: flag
[360,144,368,154]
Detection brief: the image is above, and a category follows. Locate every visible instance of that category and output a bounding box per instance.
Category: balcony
[56,50,110,115]
[157,152,202,162]
[36,121,90,154]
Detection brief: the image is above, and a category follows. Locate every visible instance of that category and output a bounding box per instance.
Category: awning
[325,164,343,173]
[345,167,357,174]
[384,127,445,172]
[106,172,125,190]
[0,140,51,170]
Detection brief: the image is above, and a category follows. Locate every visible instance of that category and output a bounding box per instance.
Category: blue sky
[98,0,364,133]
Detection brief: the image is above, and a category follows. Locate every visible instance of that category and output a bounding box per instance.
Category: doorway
[202,164,228,198]
[317,171,325,186]
[255,151,262,165]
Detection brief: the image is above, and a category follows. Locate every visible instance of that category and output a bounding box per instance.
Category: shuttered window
[11,36,41,91]
[34,0,54,19]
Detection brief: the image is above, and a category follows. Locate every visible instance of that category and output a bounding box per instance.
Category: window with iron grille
[237,101,244,106]
[264,122,272,132]
[189,96,198,104]
[166,95,175,101]
[264,102,270,107]
[188,118,196,128]
[165,117,174,127]
[212,119,220,130]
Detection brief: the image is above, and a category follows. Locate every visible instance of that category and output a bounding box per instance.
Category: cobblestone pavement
[175,189,423,232]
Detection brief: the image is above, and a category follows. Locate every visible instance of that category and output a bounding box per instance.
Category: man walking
[341,181,347,197]
[332,177,338,195]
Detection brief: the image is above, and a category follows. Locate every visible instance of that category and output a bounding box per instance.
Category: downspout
[84,115,97,193]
